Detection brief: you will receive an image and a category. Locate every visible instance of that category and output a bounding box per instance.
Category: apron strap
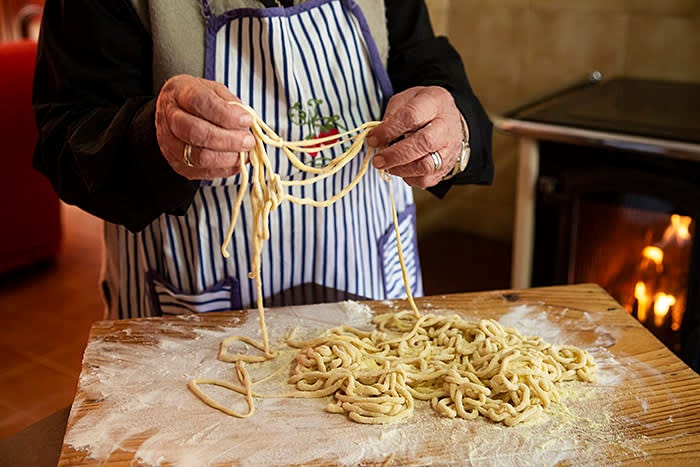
[204,0,297,13]
[259,0,282,6]
[200,0,214,19]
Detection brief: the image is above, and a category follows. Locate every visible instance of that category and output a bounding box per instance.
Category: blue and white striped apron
[102,0,422,319]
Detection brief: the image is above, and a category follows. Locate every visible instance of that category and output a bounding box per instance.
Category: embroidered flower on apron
[288,98,345,166]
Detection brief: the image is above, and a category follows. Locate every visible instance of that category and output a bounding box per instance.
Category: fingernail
[373,155,385,168]
[242,135,255,148]
[366,136,378,148]
[239,113,253,126]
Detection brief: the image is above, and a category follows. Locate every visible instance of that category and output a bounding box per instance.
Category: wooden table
[58,284,700,466]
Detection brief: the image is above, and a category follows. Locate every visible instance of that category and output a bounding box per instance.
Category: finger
[175,165,240,181]
[205,79,241,104]
[401,173,443,190]
[176,79,253,130]
[195,147,249,170]
[188,164,241,181]
[167,107,256,152]
[385,148,449,179]
[158,119,246,178]
[157,120,191,169]
[368,87,446,147]
[179,146,246,181]
[372,117,448,170]
[180,133,249,172]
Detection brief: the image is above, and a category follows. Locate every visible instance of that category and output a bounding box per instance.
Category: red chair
[0,40,61,274]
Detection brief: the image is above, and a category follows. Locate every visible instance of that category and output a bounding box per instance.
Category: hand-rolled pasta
[188,106,597,425]
[287,311,597,426]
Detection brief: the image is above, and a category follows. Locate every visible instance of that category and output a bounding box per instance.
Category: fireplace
[496,76,700,371]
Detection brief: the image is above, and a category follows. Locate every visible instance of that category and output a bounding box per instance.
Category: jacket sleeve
[33,0,199,233]
[384,0,494,196]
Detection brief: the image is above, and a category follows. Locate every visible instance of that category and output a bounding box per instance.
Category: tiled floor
[0,204,104,439]
[0,203,511,440]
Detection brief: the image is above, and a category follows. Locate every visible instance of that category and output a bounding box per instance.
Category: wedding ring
[429,151,442,171]
[183,143,194,167]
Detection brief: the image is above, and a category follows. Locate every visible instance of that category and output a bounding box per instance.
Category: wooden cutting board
[59,284,700,466]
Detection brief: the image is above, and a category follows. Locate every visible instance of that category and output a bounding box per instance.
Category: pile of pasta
[287,311,597,426]
[188,103,597,426]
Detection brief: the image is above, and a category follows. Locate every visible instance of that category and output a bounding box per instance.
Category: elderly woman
[33,0,493,319]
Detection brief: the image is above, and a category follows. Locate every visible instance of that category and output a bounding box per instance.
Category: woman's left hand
[367,86,467,188]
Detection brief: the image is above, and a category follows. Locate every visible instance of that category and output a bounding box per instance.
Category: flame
[618,213,693,336]
[642,246,663,265]
[661,214,692,246]
[633,214,692,331]
[653,293,676,328]
[671,295,685,331]
[641,246,664,273]
[634,281,649,322]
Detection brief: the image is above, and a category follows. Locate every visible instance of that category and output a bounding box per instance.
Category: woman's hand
[155,74,254,180]
[367,86,467,189]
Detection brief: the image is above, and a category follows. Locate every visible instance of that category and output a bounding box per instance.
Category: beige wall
[419,0,700,242]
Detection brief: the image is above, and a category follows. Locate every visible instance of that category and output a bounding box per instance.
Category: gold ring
[183,143,194,167]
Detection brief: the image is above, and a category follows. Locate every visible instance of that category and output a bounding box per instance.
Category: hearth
[496,76,700,371]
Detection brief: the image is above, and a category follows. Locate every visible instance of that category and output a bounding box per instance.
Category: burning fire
[631,214,692,332]
[641,246,663,270]
[662,214,692,244]
[653,293,676,328]
[634,281,650,323]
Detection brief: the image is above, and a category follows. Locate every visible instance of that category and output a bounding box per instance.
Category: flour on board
[64,301,654,466]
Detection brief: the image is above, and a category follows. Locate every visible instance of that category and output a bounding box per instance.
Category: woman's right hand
[155,74,255,180]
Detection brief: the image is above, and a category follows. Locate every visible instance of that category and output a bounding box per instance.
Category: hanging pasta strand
[215,102,418,366]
